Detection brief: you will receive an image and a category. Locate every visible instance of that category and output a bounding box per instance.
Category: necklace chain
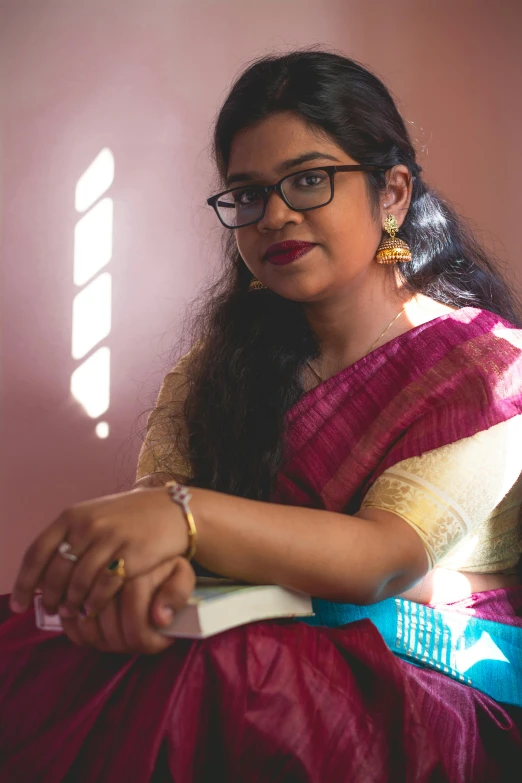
[364,306,406,356]
[307,306,406,383]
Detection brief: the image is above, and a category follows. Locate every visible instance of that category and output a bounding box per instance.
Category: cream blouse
[361,417,522,574]
[137,354,522,576]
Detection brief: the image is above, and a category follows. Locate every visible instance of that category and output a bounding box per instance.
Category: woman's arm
[190,415,522,603]
[134,363,427,604]
[189,488,428,604]
[133,356,426,603]
[134,475,420,604]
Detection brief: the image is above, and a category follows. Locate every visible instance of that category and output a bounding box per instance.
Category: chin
[270,279,327,303]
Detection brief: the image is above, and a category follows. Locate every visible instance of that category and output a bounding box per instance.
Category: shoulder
[166,342,203,383]
[442,308,522,384]
[399,305,522,377]
[170,342,202,376]
[153,343,201,407]
[365,307,522,475]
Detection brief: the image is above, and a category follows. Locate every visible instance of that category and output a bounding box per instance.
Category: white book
[34,578,314,639]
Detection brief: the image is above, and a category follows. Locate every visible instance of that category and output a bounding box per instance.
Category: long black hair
[163,50,520,501]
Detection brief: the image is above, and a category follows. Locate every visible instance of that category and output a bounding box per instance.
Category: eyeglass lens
[215,169,332,228]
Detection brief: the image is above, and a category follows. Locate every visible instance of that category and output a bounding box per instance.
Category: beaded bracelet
[165,480,198,561]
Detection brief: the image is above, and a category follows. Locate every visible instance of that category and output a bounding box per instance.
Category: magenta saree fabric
[272,307,522,511]
[1,307,522,783]
[0,592,521,782]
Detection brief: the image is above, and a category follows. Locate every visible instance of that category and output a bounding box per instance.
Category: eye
[234,187,263,206]
[293,171,328,188]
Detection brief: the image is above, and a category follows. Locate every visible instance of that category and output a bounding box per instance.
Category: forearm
[191,488,428,604]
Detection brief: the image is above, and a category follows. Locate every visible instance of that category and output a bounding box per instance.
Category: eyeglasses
[207,165,388,229]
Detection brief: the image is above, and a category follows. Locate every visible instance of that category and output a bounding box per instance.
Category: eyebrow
[226,151,343,187]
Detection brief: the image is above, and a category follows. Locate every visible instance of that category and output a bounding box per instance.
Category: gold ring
[106,557,126,579]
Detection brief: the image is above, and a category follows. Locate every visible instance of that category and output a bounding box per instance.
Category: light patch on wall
[71,347,111,418]
[95,422,110,439]
[74,197,113,286]
[72,272,112,360]
[72,148,114,435]
[75,148,115,213]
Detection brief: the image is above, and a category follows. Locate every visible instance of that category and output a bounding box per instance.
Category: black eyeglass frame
[206,165,390,229]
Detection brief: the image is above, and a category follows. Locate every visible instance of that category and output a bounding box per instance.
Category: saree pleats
[1,592,521,782]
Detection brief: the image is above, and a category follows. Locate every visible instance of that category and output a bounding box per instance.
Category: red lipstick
[263,240,316,266]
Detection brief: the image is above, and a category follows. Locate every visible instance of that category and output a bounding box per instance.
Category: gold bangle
[165,480,198,561]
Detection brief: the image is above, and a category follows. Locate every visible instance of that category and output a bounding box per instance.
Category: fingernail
[59,605,76,619]
[9,598,24,614]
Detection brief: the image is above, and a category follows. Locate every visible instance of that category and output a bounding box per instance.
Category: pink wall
[1,0,521,592]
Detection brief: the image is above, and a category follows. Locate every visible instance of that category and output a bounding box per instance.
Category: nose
[256,191,303,232]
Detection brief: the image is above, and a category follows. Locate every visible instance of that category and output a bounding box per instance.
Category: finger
[77,614,111,651]
[64,538,172,617]
[60,608,88,647]
[97,593,128,653]
[119,562,180,654]
[100,562,186,654]
[10,514,70,611]
[78,559,128,619]
[61,611,109,651]
[38,538,94,615]
[63,540,125,616]
[37,554,78,615]
[150,557,196,628]
[61,597,126,653]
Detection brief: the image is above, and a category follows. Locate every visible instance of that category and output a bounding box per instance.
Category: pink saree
[1,307,521,783]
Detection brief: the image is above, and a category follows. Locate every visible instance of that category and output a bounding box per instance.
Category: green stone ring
[106,557,126,579]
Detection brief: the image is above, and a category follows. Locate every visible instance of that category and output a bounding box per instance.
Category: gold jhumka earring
[248,278,268,291]
[375,214,412,264]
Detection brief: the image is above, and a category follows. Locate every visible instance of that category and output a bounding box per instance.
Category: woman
[1,50,522,782]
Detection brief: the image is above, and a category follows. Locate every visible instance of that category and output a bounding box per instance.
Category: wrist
[184,487,211,562]
[165,481,200,560]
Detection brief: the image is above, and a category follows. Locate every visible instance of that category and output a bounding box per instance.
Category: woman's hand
[60,556,196,654]
[10,487,190,619]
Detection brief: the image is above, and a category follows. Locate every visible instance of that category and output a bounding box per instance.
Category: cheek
[234,230,256,270]
[320,201,380,258]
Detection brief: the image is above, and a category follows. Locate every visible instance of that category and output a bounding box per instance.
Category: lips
[263,240,316,266]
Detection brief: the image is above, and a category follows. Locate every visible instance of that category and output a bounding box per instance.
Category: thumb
[151,557,196,628]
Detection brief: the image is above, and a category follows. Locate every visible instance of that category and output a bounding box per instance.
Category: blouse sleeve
[135,351,194,483]
[360,415,522,571]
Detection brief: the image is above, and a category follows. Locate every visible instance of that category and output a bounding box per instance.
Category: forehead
[227,112,353,176]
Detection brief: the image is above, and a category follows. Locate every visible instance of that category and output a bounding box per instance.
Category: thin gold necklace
[307,306,406,383]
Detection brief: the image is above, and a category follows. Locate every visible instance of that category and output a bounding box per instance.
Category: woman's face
[227,111,389,303]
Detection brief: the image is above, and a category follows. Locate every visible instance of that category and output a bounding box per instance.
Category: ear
[379,165,412,229]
